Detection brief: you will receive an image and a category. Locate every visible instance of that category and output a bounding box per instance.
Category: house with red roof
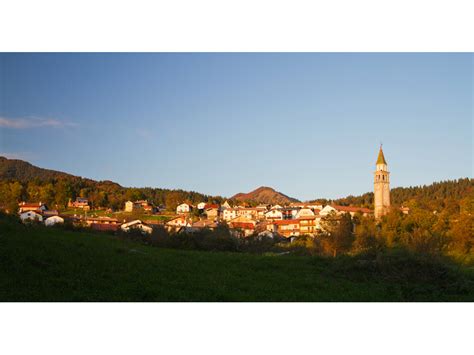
[18,202,48,214]
[228,216,257,237]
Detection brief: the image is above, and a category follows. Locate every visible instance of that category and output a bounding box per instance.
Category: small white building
[45,215,64,227]
[295,208,315,219]
[197,202,207,210]
[265,209,283,220]
[319,205,338,216]
[176,203,192,214]
[121,220,153,234]
[124,201,134,212]
[20,211,43,223]
[222,208,237,221]
[166,215,192,232]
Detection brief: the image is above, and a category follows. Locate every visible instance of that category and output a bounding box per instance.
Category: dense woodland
[0,157,225,212]
[312,178,473,209]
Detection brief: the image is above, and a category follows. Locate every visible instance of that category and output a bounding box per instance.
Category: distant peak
[231,186,299,204]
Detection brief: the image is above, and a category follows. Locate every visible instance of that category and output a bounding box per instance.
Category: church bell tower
[374,145,390,218]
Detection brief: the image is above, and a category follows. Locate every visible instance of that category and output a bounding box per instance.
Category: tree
[165,191,182,212]
[353,215,379,254]
[449,194,474,254]
[320,212,354,257]
[9,181,24,213]
[54,179,73,208]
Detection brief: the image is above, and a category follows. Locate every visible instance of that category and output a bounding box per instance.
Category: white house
[222,208,237,221]
[166,215,192,232]
[270,204,283,210]
[121,220,153,234]
[197,202,206,210]
[265,209,283,220]
[319,205,338,216]
[124,201,134,212]
[176,203,192,214]
[295,208,315,219]
[18,202,47,214]
[184,219,219,233]
[204,207,220,219]
[45,215,64,227]
[20,211,43,223]
[228,216,256,237]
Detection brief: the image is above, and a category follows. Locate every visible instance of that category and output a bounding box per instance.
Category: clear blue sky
[0,53,472,200]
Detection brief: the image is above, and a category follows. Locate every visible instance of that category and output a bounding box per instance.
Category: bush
[325,248,472,300]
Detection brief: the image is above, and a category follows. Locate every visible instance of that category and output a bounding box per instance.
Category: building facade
[374,146,391,219]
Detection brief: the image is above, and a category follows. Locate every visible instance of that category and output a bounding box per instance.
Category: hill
[232,186,299,205]
[0,156,224,210]
[0,214,472,301]
[0,156,83,182]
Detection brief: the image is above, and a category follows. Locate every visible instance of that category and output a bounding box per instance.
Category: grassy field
[0,217,473,301]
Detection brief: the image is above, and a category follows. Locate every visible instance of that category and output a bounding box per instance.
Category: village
[16,147,410,240]
[17,197,376,239]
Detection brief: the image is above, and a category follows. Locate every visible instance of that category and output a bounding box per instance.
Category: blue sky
[0,53,472,200]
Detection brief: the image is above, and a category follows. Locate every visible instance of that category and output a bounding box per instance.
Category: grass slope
[0,219,473,301]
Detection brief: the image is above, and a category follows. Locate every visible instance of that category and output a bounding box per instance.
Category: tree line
[0,177,225,213]
[311,178,473,209]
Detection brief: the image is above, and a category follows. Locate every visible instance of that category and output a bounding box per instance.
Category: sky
[0,53,472,200]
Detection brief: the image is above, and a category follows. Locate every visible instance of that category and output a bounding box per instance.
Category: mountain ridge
[0,156,98,184]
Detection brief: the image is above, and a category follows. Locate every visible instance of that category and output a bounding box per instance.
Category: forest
[0,157,225,212]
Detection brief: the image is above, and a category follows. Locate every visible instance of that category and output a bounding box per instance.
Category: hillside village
[14,147,409,239]
[17,196,374,239]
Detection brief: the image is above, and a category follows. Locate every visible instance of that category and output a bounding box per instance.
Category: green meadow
[0,216,472,302]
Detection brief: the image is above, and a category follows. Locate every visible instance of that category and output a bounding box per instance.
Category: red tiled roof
[205,204,219,209]
[19,202,44,208]
[230,222,255,229]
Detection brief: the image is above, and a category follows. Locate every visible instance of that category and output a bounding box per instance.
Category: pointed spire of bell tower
[376,144,387,165]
